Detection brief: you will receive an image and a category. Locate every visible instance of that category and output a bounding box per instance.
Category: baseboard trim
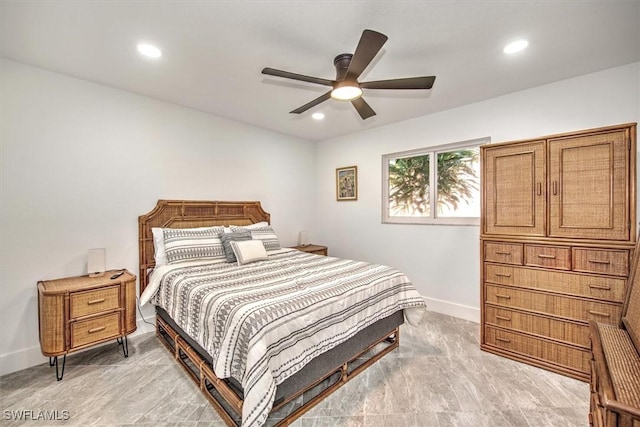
[423,297,480,323]
[1,316,157,377]
[0,345,45,377]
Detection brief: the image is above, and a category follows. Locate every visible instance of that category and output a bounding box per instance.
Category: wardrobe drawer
[71,312,120,349]
[484,284,622,323]
[484,242,523,265]
[70,286,120,318]
[484,264,626,302]
[484,305,590,348]
[524,245,571,270]
[573,248,629,277]
[485,325,591,374]
[484,264,516,285]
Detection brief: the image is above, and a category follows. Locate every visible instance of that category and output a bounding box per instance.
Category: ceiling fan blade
[351,97,376,120]
[360,76,436,90]
[345,29,388,81]
[262,67,334,87]
[290,91,332,114]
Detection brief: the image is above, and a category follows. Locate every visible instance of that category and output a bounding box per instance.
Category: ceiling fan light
[331,83,363,101]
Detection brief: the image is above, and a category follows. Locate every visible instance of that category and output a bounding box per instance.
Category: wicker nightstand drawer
[70,286,120,318]
[524,244,571,270]
[573,248,629,277]
[71,312,121,348]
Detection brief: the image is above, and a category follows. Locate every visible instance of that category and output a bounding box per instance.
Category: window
[382,137,488,225]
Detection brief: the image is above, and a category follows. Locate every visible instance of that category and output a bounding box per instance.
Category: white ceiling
[2,1,639,141]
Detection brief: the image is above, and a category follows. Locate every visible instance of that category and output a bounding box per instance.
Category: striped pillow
[218,230,252,263]
[230,225,281,252]
[163,226,226,264]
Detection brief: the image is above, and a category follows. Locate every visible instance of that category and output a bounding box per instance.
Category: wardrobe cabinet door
[548,129,631,241]
[482,141,546,236]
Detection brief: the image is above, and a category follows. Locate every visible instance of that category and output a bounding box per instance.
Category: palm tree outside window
[382,137,488,225]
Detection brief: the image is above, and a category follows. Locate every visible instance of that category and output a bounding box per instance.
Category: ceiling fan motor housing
[333,53,353,81]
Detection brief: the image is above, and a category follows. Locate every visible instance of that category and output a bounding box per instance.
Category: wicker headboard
[138,200,271,294]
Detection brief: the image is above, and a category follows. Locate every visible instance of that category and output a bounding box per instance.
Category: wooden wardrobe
[480,123,637,381]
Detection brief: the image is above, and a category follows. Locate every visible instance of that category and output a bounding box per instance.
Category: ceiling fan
[261,29,436,120]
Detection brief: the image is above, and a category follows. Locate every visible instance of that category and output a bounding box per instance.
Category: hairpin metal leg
[117,336,129,358]
[49,355,66,381]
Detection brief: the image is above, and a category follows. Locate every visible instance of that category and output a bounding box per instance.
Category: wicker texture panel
[124,278,137,334]
[485,265,627,302]
[483,141,546,236]
[596,323,640,408]
[485,305,590,348]
[623,253,640,350]
[71,312,120,348]
[485,325,590,373]
[548,130,630,241]
[524,244,571,270]
[574,248,630,277]
[70,287,120,318]
[485,284,622,323]
[38,291,65,355]
[484,242,523,265]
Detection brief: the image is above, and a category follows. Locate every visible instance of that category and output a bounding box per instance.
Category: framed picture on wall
[336,166,358,201]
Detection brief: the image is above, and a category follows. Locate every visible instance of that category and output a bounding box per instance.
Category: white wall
[0,59,317,375]
[315,62,640,322]
[2,59,638,376]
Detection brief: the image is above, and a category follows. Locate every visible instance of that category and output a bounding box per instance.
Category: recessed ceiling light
[312,112,325,120]
[137,43,162,58]
[503,39,529,54]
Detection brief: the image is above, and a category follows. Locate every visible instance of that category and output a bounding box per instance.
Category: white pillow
[246,221,269,230]
[230,240,268,265]
[222,222,268,234]
[151,227,168,266]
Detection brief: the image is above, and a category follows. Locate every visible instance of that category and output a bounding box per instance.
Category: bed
[138,200,426,427]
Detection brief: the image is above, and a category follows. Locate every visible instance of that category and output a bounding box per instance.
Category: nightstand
[37,269,137,380]
[292,244,328,256]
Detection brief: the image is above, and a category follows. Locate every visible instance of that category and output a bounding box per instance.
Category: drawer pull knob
[88,326,106,333]
[495,273,512,278]
[495,251,512,255]
[495,293,511,299]
[588,310,611,318]
[496,337,511,343]
[88,298,106,305]
[537,254,556,259]
[496,315,511,321]
[589,284,611,291]
[588,259,611,265]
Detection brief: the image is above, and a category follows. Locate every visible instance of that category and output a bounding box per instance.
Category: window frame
[382,137,489,226]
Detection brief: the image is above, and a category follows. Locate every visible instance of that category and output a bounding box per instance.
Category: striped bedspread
[146,248,426,427]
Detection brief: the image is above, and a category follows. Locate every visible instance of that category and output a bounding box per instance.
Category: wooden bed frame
[138,200,402,426]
